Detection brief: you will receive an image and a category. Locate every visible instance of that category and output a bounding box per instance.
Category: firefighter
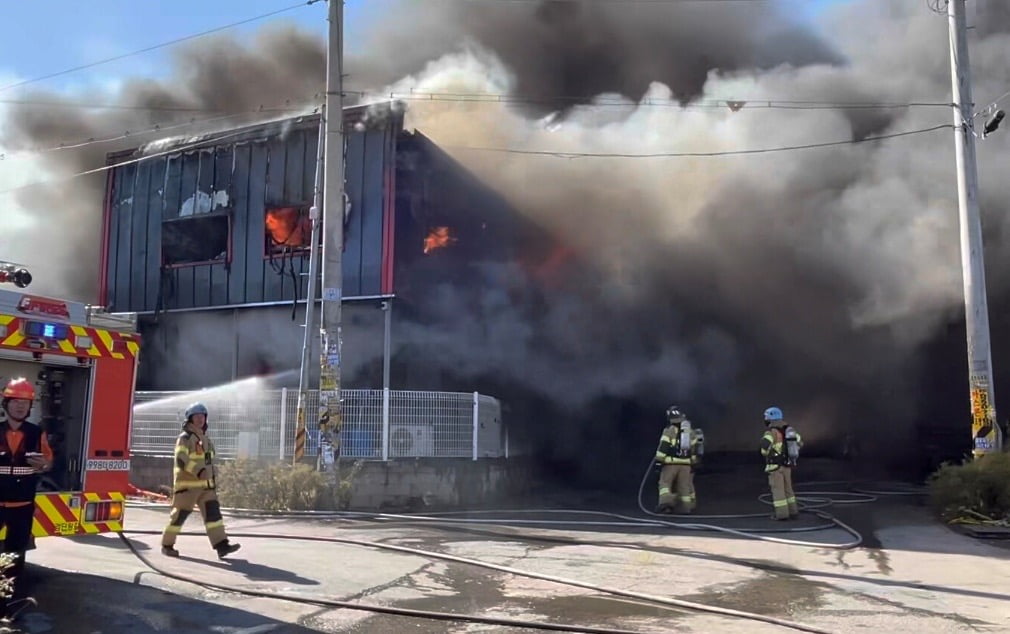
[0,378,52,611]
[654,406,702,514]
[161,402,240,559]
[760,406,803,520]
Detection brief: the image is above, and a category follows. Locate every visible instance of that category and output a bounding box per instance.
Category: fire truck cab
[0,277,139,543]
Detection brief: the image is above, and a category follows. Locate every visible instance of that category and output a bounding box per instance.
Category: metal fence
[131,389,506,461]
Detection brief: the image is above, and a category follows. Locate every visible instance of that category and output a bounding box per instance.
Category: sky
[0,0,852,96]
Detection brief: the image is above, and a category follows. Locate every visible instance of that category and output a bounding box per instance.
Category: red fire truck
[0,261,139,541]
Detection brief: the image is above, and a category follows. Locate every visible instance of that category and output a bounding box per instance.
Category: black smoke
[6,1,1010,487]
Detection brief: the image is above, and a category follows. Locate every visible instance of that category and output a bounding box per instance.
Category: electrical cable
[0,118,952,197]
[0,0,325,94]
[0,122,289,197]
[0,104,320,160]
[447,123,953,159]
[119,529,837,634]
[343,90,950,111]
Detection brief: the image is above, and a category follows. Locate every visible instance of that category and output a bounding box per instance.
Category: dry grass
[214,459,363,511]
[927,452,1010,522]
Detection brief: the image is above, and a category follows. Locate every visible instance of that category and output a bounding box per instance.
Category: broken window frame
[160,211,232,269]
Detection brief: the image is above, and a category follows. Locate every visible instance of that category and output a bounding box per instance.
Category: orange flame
[266,207,307,249]
[423,226,456,254]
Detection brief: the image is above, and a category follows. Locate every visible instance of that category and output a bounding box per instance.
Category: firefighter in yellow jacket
[654,406,703,514]
[161,402,240,559]
[760,406,803,520]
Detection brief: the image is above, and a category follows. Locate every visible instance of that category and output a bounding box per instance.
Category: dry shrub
[215,459,363,511]
[927,452,1010,522]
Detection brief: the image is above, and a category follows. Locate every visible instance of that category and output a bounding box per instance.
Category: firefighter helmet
[2,377,35,400]
[666,405,685,423]
[763,406,783,422]
[184,402,208,421]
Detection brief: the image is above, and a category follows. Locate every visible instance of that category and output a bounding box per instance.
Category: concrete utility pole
[318,0,345,471]
[947,0,1003,456]
[293,108,326,465]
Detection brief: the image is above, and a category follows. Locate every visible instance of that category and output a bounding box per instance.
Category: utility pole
[293,108,325,465]
[318,0,345,471]
[947,0,1003,457]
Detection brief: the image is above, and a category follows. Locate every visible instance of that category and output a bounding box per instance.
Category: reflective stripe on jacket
[655,423,699,465]
[173,426,217,491]
[0,421,44,502]
[760,426,803,472]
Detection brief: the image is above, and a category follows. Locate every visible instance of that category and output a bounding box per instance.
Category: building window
[265,206,313,255]
[162,213,230,267]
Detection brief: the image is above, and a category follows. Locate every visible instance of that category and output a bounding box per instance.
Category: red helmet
[3,378,35,400]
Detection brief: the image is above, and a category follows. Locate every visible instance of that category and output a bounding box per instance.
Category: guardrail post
[472,392,479,461]
[279,388,288,461]
[382,388,390,461]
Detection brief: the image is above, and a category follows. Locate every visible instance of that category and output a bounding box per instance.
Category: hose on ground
[630,451,864,549]
[118,533,645,634]
[120,529,838,634]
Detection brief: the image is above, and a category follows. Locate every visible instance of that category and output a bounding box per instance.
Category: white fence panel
[131,389,506,461]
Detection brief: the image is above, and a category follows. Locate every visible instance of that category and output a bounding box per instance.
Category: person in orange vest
[0,378,53,614]
[760,406,803,520]
[160,402,240,559]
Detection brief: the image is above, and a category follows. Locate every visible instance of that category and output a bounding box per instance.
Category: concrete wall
[128,455,534,511]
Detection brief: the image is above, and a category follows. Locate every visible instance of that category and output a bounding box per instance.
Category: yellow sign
[970,383,998,456]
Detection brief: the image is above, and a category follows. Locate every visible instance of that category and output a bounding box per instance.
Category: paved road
[5,486,1009,634]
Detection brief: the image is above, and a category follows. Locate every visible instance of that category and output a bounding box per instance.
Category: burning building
[19,1,1010,488]
[98,103,558,393]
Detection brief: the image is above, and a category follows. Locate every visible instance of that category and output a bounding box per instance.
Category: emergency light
[22,320,69,340]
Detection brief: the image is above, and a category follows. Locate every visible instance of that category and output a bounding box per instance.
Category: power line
[0,121,952,193]
[0,127,262,198]
[347,89,949,111]
[0,102,322,160]
[0,0,324,94]
[0,97,319,114]
[445,123,952,158]
[0,91,950,114]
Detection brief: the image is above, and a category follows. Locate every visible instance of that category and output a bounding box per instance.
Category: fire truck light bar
[23,321,69,340]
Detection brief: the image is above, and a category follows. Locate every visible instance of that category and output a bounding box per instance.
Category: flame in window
[423,226,456,254]
[266,207,307,250]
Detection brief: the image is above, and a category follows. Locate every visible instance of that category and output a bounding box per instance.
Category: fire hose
[119,529,837,634]
[116,461,926,634]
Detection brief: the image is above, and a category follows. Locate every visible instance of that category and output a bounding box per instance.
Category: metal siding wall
[360,130,386,294]
[263,138,285,303]
[130,161,152,311]
[211,147,234,306]
[104,114,393,313]
[344,130,365,297]
[161,154,183,309]
[144,157,166,313]
[114,163,137,311]
[174,152,200,309]
[230,144,252,305]
[106,167,124,310]
[245,141,269,304]
[193,150,216,307]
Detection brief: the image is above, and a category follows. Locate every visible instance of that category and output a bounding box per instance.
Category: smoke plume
[0,25,325,301]
[5,0,1010,482]
[363,0,1010,473]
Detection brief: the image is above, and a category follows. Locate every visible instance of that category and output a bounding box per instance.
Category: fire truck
[0,260,139,543]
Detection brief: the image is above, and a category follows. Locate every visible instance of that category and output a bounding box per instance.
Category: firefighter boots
[215,540,240,559]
